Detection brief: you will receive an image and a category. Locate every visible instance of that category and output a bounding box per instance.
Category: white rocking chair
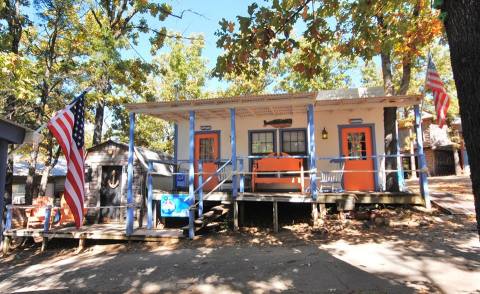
[318,159,345,193]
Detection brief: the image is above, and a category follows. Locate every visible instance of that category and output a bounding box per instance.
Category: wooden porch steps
[182,204,230,236]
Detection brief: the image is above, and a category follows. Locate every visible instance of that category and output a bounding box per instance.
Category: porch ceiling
[125,92,423,122]
[314,94,423,111]
[125,92,317,122]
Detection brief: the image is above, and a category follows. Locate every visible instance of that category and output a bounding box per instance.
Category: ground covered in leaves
[1,203,478,293]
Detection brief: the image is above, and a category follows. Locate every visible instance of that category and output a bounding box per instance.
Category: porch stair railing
[187,159,232,238]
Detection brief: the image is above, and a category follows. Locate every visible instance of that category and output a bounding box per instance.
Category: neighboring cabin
[12,159,67,204]
[399,113,468,178]
[84,140,173,222]
[12,140,173,223]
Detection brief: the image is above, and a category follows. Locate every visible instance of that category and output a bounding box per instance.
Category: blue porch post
[126,112,135,236]
[230,108,238,198]
[173,123,178,190]
[395,120,405,191]
[146,161,153,230]
[414,105,431,209]
[5,205,12,231]
[188,110,195,239]
[239,159,245,193]
[198,161,203,217]
[43,205,52,233]
[307,104,317,199]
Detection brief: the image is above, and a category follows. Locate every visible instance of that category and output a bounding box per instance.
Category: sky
[25,0,368,93]
[124,0,367,92]
[125,0,261,91]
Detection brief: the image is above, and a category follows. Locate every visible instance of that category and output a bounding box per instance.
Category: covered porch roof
[125,88,423,122]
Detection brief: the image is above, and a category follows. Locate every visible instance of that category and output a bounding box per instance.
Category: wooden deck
[201,191,425,205]
[3,224,184,242]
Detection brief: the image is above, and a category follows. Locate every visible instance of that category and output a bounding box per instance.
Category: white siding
[177,112,308,161]
[315,107,386,190]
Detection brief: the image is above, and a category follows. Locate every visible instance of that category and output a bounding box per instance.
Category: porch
[125,90,432,238]
[2,203,185,253]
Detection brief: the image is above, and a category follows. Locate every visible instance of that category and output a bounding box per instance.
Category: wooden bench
[251,152,305,192]
[25,196,54,229]
[56,194,88,226]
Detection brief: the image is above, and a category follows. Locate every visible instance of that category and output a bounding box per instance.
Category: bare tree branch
[160,8,211,21]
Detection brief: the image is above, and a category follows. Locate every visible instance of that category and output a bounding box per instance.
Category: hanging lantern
[321,127,328,140]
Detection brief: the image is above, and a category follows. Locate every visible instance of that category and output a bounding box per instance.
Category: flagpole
[7,88,92,157]
[421,51,431,115]
[422,0,435,115]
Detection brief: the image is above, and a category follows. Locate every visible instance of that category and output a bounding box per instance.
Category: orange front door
[195,132,220,191]
[341,126,375,191]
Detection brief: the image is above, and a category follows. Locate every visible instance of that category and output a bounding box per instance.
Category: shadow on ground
[1,195,479,293]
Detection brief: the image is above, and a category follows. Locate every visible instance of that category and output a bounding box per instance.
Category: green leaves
[214,0,443,100]
[158,3,172,21]
[148,34,207,101]
[237,16,251,32]
[150,27,167,54]
[248,3,258,15]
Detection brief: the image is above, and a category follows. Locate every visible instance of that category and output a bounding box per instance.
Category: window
[199,138,215,161]
[250,131,275,154]
[12,184,25,204]
[281,129,307,154]
[347,132,367,159]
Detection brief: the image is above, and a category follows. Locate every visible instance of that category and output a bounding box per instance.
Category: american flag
[48,93,86,228]
[426,56,450,128]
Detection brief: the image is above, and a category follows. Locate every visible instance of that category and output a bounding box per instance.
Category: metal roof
[86,140,173,176]
[14,158,68,177]
[125,88,422,122]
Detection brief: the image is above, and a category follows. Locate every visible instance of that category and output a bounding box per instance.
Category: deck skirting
[3,224,183,243]
[200,191,424,205]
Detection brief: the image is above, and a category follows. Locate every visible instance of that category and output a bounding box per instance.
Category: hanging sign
[176,174,187,188]
[263,119,292,128]
[349,118,363,124]
[200,125,212,131]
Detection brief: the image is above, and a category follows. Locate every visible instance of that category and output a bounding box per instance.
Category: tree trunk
[442,0,480,237]
[39,147,61,196]
[4,0,24,209]
[398,60,412,96]
[24,143,40,204]
[381,52,395,96]
[93,99,105,146]
[4,155,13,206]
[5,95,16,206]
[381,51,399,192]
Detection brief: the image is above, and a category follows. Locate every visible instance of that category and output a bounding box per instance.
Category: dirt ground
[1,177,479,294]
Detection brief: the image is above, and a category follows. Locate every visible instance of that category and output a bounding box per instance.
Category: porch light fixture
[321,128,328,140]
